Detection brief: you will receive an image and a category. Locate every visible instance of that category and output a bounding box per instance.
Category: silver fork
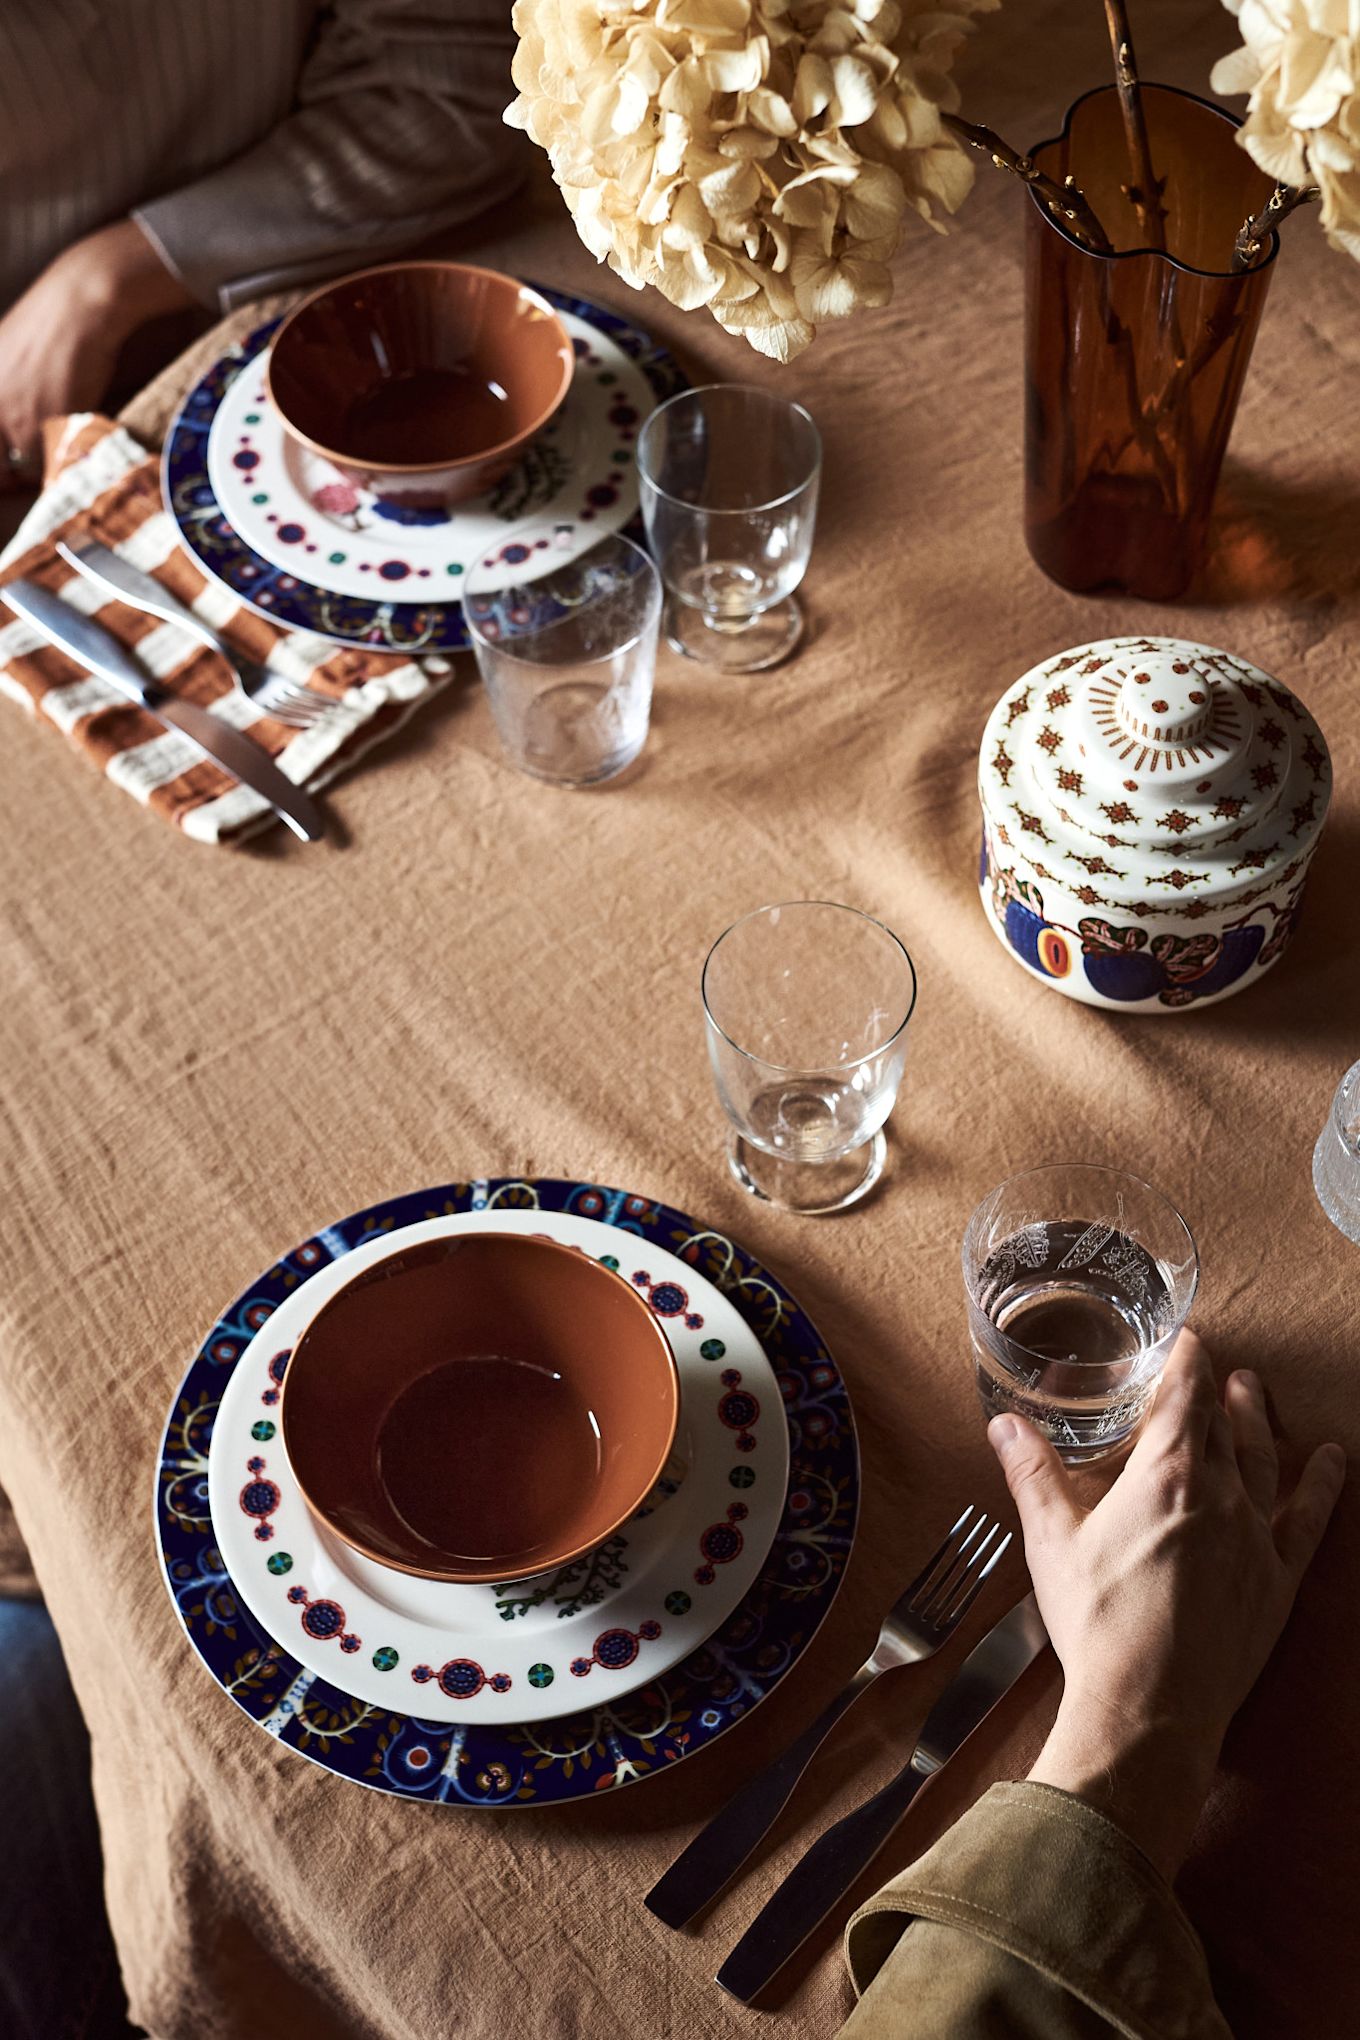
[55,538,343,730]
[644,1504,1011,1929]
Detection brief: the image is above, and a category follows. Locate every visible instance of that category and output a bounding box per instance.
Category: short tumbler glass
[637,385,821,672]
[963,1164,1200,1466]
[1313,1058,1360,1243]
[463,523,661,786]
[702,901,917,1214]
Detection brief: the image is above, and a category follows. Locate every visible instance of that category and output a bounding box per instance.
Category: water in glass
[962,1165,1198,1466]
[972,1220,1173,1454]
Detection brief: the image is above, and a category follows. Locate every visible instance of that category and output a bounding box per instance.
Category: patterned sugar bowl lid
[978,636,1331,1012]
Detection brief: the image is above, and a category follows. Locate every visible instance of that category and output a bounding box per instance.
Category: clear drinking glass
[636,385,821,672]
[462,522,661,786]
[962,1164,1199,1466]
[1313,1059,1360,1244]
[702,902,917,1214]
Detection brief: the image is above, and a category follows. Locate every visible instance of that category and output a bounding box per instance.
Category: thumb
[989,1412,1078,1540]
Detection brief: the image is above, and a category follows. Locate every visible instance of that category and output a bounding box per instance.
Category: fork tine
[905,1501,990,1607]
[920,1519,1000,1623]
[898,1505,975,1609]
[939,1528,1013,1629]
[262,689,330,718]
[253,686,337,727]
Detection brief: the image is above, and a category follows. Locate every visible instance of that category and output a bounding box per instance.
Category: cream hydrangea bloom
[506,0,997,359]
[1212,0,1360,260]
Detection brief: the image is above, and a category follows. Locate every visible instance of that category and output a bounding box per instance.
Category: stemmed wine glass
[702,901,916,1213]
[637,386,821,673]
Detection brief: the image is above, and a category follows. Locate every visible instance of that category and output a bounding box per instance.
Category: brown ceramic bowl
[264,261,575,509]
[280,1233,680,1584]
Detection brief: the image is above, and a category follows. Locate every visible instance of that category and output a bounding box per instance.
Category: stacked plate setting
[162,289,687,655]
[157,1179,859,1805]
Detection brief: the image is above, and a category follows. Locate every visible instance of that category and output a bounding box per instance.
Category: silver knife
[1,579,325,842]
[56,535,250,651]
[715,1592,1048,2003]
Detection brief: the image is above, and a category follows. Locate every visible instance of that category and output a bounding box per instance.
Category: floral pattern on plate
[162,289,687,653]
[205,1208,788,1723]
[156,1177,858,1805]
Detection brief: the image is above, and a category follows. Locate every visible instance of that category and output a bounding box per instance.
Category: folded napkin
[0,414,455,842]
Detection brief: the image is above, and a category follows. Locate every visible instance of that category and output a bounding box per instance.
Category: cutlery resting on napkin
[1,579,326,842]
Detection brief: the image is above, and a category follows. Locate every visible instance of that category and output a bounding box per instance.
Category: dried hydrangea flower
[1212,0,1360,260]
[506,0,997,359]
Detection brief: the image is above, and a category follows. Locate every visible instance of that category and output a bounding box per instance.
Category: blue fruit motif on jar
[1004,901,1072,981]
[1079,919,1270,1007]
[1081,947,1168,1003]
[1174,923,1265,999]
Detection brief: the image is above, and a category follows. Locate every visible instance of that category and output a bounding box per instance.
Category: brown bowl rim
[262,260,576,478]
[279,1230,682,1584]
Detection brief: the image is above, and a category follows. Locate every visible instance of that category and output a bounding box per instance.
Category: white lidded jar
[978,636,1331,1011]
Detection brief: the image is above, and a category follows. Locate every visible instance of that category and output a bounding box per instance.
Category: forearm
[52,221,193,337]
[1028,1693,1219,1882]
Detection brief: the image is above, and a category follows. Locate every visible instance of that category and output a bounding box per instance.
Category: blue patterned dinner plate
[162,290,687,655]
[155,1178,859,1805]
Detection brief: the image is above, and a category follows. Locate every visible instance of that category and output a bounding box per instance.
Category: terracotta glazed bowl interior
[281,1234,680,1584]
[264,261,575,506]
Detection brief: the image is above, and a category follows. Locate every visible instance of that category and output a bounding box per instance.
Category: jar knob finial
[1114,663,1215,748]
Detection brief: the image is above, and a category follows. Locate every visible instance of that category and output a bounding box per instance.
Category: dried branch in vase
[1233,182,1322,273]
[1101,0,1166,245]
[1212,5,1360,264]
[942,113,1113,255]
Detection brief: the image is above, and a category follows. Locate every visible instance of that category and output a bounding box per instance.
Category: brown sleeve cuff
[844,1781,1230,2040]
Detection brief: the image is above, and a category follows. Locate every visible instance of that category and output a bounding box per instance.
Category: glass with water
[963,1165,1199,1464]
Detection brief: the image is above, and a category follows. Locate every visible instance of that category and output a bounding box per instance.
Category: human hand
[0,218,191,488]
[988,1330,1345,1878]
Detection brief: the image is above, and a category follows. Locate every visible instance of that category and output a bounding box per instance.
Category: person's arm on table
[840,1333,1346,2039]
[0,0,523,482]
[0,219,194,485]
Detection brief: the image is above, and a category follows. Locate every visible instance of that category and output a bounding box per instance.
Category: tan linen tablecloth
[2,4,1358,2035]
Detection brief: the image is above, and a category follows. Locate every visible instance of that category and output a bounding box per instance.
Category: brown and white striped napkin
[0,414,456,843]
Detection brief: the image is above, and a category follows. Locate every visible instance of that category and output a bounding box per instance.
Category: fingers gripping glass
[962,1164,1200,1466]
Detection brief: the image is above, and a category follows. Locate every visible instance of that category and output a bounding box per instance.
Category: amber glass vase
[1024,84,1277,601]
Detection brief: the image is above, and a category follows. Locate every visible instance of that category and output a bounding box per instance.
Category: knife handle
[645,1662,880,1929]
[715,1749,931,2003]
[56,539,228,658]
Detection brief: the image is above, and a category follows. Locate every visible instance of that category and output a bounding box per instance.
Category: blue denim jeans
[0,1598,136,2039]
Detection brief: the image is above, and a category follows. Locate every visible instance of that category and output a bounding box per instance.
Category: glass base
[666,595,803,672]
[1313,1125,1360,1243]
[511,739,644,789]
[726,1129,885,1214]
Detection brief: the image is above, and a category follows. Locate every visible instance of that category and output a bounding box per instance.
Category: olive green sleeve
[840,1781,1232,2040]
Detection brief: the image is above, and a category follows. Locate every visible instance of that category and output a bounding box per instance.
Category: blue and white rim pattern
[156,1177,859,1805]
[163,289,688,655]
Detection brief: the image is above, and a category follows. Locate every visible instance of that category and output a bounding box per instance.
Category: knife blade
[715,1592,1048,2004]
[1,579,325,842]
